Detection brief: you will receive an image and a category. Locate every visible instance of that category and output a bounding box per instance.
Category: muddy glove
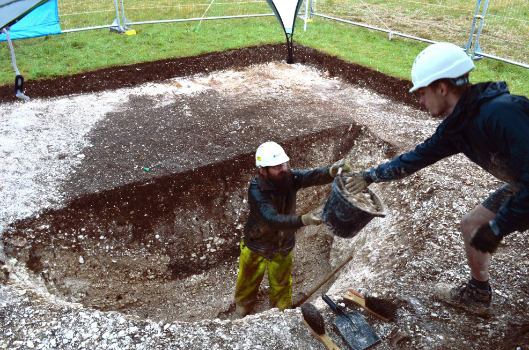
[329,159,353,178]
[344,171,373,195]
[301,209,323,226]
[469,223,502,254]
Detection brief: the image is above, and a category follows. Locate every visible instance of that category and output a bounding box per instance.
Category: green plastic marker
[143,162,162,172]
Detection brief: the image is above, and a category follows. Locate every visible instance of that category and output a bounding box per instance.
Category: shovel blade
[333,311,380,350]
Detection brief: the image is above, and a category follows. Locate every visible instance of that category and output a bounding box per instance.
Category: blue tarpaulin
[0,0,61,41]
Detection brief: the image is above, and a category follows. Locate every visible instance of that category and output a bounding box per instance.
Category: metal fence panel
[55,0,528,68]
[311,0,477,44]
[473,0,529,66]
[310,0,528,66]
[59,0,118,31]
[121,0,270,23]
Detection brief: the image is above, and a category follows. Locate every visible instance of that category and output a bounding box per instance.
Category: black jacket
[243,167,334,261]
[368,82,529,236]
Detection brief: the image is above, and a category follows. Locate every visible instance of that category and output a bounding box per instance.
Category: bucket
[321,177,387,238]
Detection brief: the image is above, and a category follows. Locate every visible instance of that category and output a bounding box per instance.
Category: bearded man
[234,141,351,316]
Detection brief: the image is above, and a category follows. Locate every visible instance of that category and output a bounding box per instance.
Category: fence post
[302,0,314,31]
[110,0,123,33]
[462,0,481,55]
[471,0,490,61]
[120,0,133,31]
[110,0,134,34]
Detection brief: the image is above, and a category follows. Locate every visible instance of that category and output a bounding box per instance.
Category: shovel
[322,294,380,350]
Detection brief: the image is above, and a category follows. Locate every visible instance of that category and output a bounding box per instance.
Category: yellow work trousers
[234,240,293,311]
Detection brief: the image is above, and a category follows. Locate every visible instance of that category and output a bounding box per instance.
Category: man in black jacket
[345,42,529,316]
[234,141,351,317]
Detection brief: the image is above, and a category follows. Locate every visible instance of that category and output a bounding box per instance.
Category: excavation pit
[2,45,529,349]
[1,54,404,323]
[3,126,384,322]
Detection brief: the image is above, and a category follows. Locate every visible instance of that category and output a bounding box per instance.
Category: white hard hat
[255,141,290,168]
[409,42,475,93]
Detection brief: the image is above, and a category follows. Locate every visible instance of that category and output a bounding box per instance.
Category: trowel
[322,294,380,350]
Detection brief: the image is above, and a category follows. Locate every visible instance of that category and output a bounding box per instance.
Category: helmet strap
[447,76,470,86]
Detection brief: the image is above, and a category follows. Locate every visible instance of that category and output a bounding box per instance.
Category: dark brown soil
[0,43,421,109]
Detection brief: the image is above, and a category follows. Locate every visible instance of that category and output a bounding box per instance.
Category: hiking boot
[235,300,255,317]
[434,282,492,317]
[235,304,248,317]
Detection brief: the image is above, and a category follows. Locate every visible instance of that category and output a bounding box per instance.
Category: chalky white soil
[1,62,528,349]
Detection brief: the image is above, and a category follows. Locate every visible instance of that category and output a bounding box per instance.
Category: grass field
[1,14,528,96]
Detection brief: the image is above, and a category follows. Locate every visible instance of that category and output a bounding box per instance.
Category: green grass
[294,18,529,96]
[1,16,528,96]
[0,17,282,82]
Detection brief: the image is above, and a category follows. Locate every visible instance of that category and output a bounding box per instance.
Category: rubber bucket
[321,177,386,238]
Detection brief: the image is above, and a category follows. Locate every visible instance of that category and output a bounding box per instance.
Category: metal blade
[333,311,380,350]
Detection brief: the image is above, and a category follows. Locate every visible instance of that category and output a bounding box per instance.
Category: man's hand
[302,209,323,226]
[344,171,373,195]
[329,159,353,178]
[469,223,502,254]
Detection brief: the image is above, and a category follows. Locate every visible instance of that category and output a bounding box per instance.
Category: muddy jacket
[244,167,333,261]
[368,82,529,236]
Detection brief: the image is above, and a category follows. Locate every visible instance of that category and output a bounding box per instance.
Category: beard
[262,168,294,192]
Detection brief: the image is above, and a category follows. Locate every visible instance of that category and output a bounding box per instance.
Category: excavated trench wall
[2,45,529,350]
[3,125,382,320]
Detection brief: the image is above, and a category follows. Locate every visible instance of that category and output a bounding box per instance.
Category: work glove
[344,171,374,195]
[329,159,353,178]
[301,209,323,226]
[469,223,502,254]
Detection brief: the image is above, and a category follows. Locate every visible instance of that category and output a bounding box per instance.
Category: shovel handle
[291,254,353,308]
[322,294,348,319]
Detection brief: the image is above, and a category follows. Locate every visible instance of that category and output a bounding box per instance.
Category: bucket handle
[335,171,351,196]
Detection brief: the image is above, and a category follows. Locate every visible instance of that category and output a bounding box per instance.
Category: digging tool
[291,254,353,308]
[344,289,397,322]
[301,303,340,350]
[322,294,381,350]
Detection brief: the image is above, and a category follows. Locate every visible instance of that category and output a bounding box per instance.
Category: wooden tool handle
[344,290,390,323]
[347,288,363,299]
[292,254,354,308]
[303,319,341,350]
[344,290,366,306]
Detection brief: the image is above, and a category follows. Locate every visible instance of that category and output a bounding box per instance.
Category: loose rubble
[1,47,528,349]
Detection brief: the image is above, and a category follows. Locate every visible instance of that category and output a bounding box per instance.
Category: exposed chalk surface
[1,50,527,350]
